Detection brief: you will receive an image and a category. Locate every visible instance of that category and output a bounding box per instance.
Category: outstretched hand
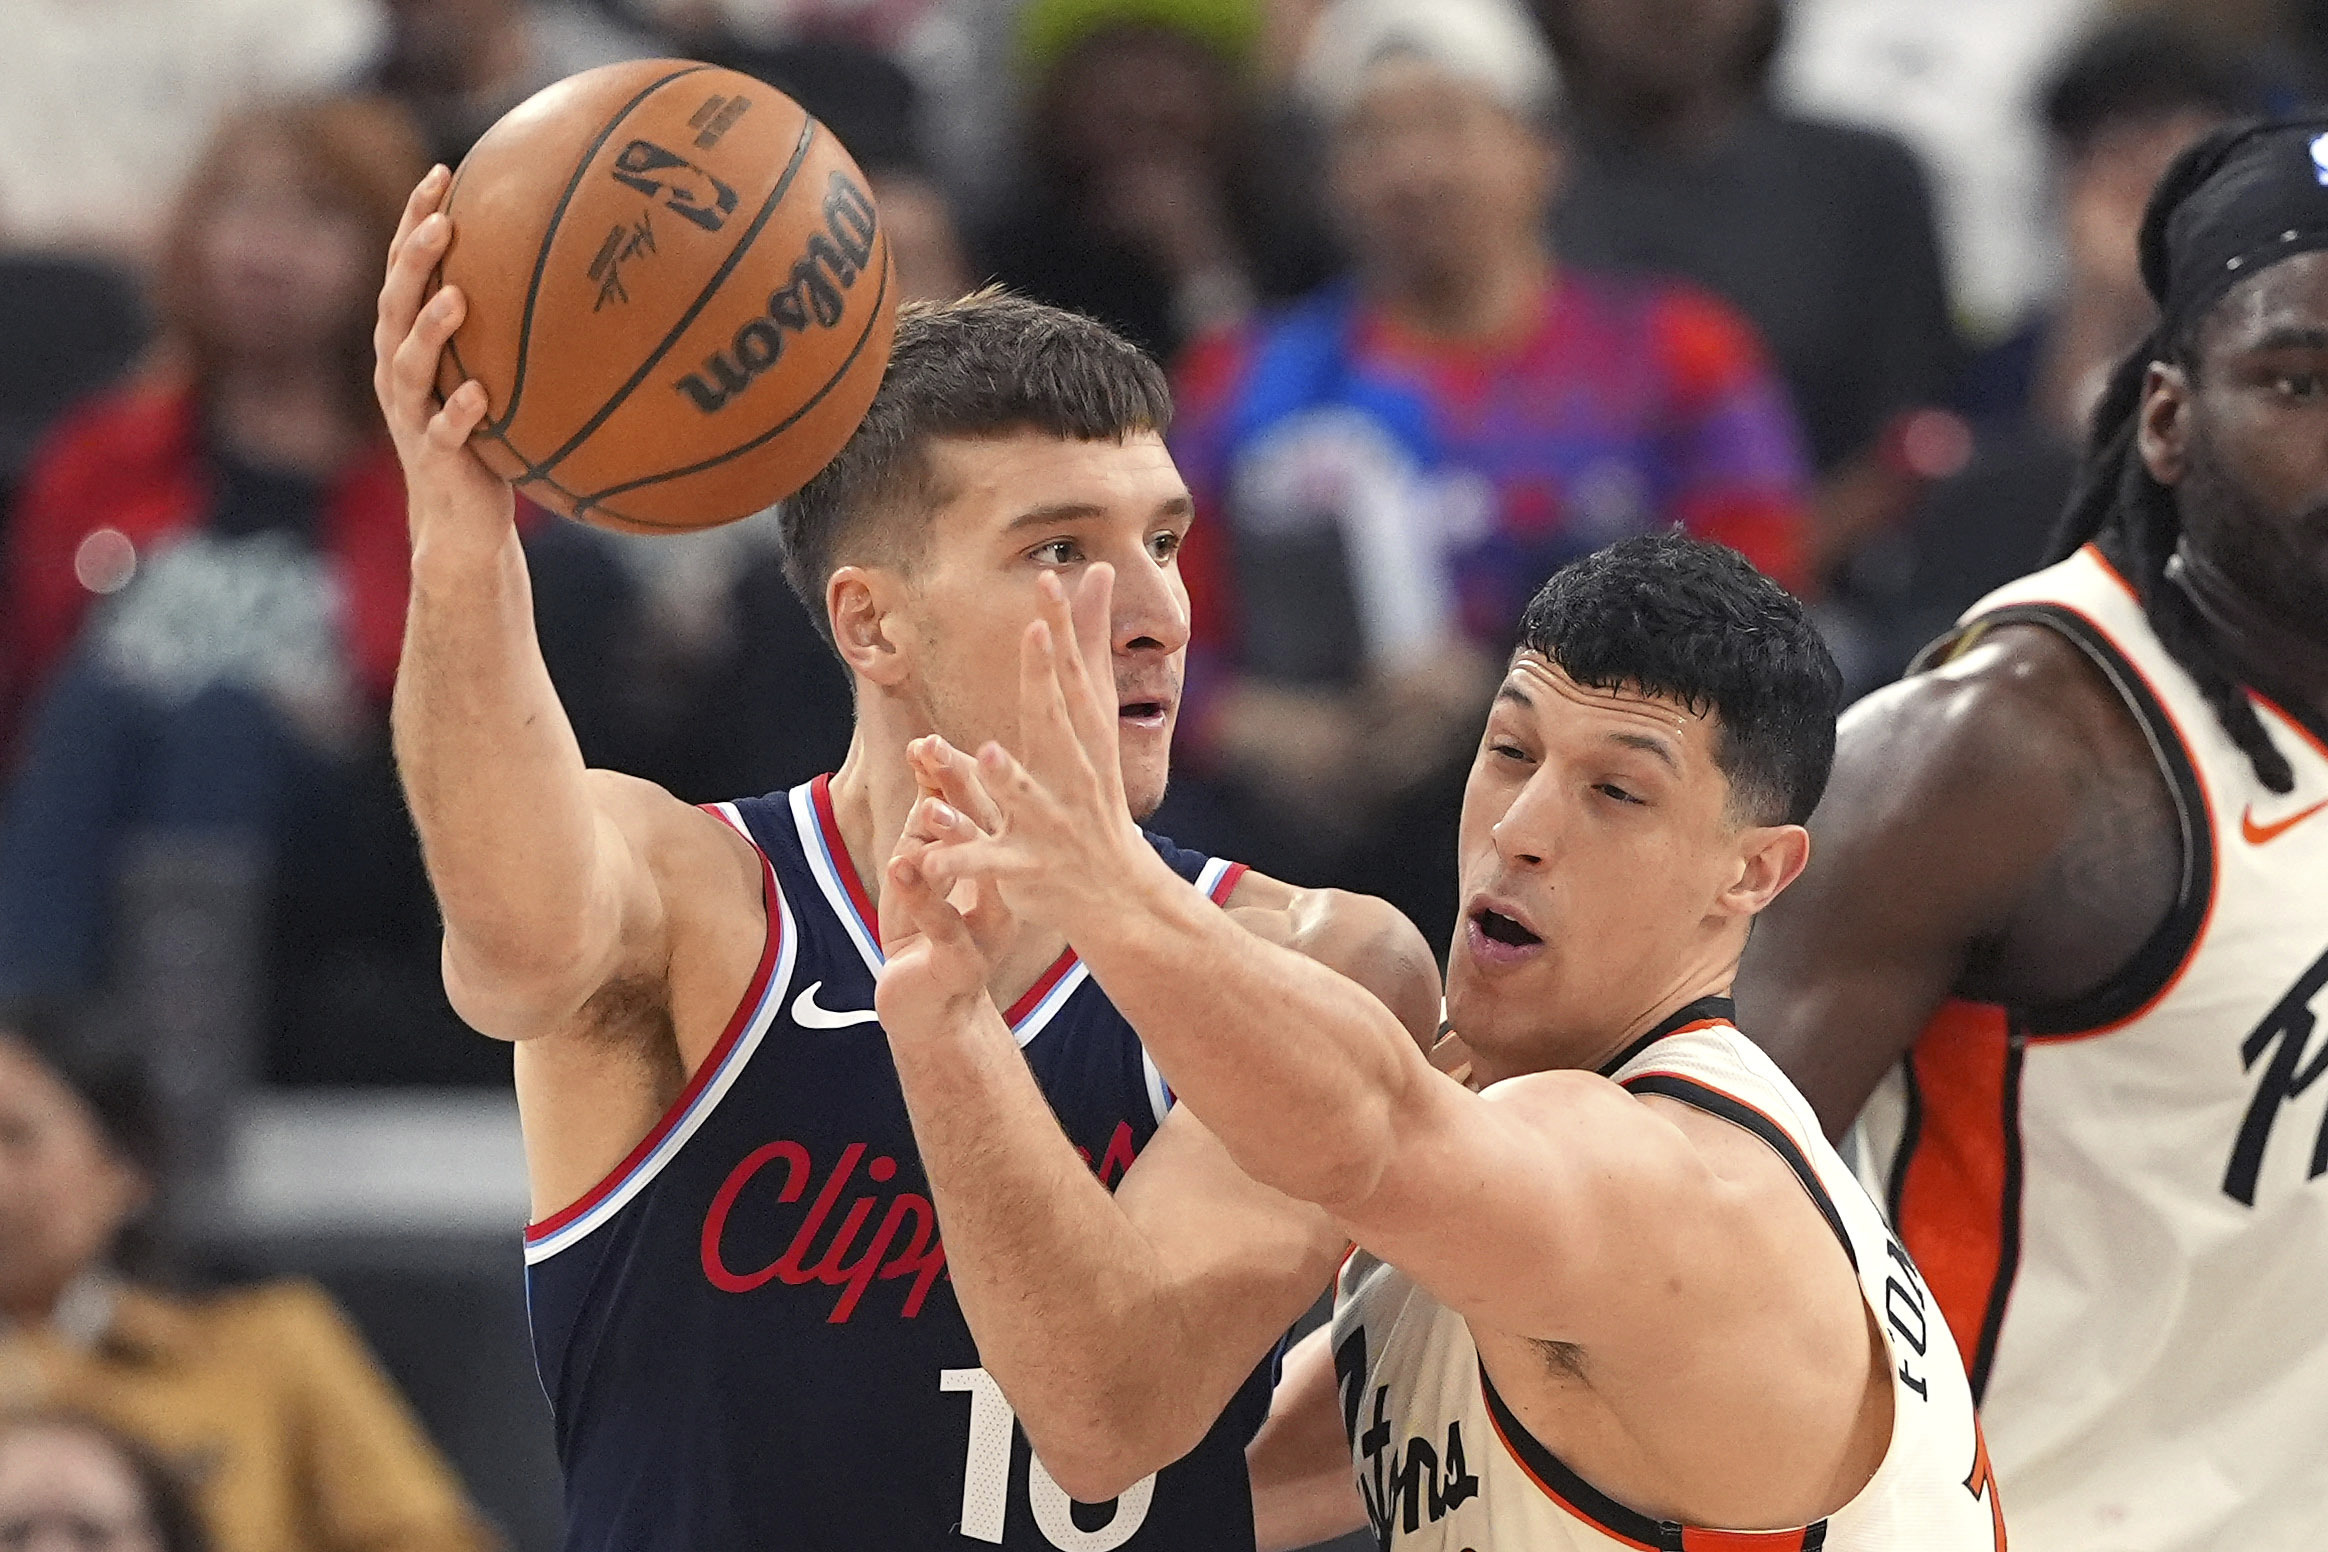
[872,738,1015,1038]
[911,564,1171,937]
[373,165,514,557]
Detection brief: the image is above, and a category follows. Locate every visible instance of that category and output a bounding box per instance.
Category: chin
[1125,772,1168,824]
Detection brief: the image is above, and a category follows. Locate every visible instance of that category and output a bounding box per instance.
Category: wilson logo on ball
[672,172,877,416]
[610,139,739,233]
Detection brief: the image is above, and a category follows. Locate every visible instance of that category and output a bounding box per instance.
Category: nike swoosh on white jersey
[790,982,882,1030]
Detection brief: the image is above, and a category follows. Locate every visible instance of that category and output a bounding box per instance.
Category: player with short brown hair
[375,170,1437,1552]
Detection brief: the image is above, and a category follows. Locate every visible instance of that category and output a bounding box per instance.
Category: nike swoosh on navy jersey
[790,982,881,1029]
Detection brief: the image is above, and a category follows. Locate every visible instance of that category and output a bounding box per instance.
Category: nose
[1112,542,1191,659]
[1490,769,1561,869]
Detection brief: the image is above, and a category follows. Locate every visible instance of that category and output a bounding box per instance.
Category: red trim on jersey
[2008,590,2221,1043]
[1210,860,1251,904]
[526,821,783,1242]
[1894,1000,2019,1400]
[1001,949,1081,1024]
[1479,1396,1661,1552]
[809,773,880,939]
[812,772,1084,1027]
[1679,1529,1825,1550]
[2083,541,2140,604]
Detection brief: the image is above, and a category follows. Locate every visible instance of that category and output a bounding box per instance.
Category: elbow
[1019,1384,1203,1505]
[1034,1442,1158,1509]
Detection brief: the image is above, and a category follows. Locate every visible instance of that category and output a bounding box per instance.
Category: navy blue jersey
[524,775,1271,1552]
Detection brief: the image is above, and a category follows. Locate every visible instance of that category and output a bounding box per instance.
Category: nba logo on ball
[434,60,900,534]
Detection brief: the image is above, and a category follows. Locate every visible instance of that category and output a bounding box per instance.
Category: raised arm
[873,736,1438,1499]
[377,173,763,1203]
[1736,622,2180,1137]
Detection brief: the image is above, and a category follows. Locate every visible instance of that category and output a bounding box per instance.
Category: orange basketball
[435,60,897,532]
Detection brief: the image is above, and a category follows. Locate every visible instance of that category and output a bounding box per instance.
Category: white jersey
[1332,1000,2004,1552]
[1856,544,2328,1552]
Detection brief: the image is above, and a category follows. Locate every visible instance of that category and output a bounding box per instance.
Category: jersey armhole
[522,807,793,1262]
[1954,603,2215,1037]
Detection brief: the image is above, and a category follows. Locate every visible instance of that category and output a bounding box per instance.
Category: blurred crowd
[0,0,2322,1547]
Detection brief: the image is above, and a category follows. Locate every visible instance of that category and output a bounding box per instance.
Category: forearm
[393,526,611,988]
[888,995,1206,1495]
[1080,855,1425,1210]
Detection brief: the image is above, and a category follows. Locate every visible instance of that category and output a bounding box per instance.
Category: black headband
[2146,118,2328,340]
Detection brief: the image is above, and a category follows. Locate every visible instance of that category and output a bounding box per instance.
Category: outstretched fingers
[1015,612,1090,784]
[375,168,451,388]
[1038,567,1119,758]
[908,736,1004,834]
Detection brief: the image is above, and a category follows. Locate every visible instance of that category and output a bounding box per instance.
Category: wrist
[1070,839,1203,967]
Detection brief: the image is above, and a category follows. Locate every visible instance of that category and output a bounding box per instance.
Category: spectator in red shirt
[1163,0,1813,939]
[0,97,429,1157]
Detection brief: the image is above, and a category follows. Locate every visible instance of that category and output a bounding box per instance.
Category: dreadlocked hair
[2042,125,2297,794]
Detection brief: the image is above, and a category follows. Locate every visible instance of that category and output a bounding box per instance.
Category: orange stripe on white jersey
[1862,544,2328,1551]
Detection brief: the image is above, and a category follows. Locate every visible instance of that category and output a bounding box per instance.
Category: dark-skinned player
[1738,122,2328,1552]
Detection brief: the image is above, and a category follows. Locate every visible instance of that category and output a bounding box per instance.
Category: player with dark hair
[375,175,1438,1552]
[882,533,2005,1549]
[1739,122,2328,1550]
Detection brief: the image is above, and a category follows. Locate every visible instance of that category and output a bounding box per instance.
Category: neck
[1375,248,1549,344]
[209,363,359,476]
[1465,955,1739,1090]
[2172,543,2328,725]
[825,702,1074,1002]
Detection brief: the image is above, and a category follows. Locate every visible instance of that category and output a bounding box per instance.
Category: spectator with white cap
[1166,0,1814,942]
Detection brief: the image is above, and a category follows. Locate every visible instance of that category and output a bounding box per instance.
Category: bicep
[1737,669,2084,1136]
[1335,1070,1710,1344]
[444,774,745,1041]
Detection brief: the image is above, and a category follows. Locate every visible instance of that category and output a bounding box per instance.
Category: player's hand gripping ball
[434,59,898,532]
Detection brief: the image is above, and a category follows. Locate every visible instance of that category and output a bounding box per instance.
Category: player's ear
[2138,360,2192,486]
[1718,823,1811,920]
[829,565,910,686]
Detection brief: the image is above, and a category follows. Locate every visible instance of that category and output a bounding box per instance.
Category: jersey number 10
[942,1368,1158,1549]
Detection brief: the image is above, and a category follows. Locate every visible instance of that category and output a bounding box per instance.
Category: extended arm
[377,170,757,1046]
[379,170,666,1039]
[912,570,1807,1343]
[874,766,1436,1499]
[1736,624,2178,1137]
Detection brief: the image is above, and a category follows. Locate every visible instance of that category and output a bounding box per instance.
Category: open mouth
[1474,908,1543,948]
[1118,699,1168,727]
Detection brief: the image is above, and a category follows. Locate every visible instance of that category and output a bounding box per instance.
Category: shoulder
[168,1278,366,1365]
[1829,620,2146,837]
[1223,871,1443,1047]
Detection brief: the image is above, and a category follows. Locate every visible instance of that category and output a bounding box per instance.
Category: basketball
[434,60,898,532]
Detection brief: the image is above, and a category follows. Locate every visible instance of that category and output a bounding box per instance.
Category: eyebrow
[2250,326,2328,353]
[1003,494,1194,534]
[1496,683,1534,709]
[1609,731,1680,772]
